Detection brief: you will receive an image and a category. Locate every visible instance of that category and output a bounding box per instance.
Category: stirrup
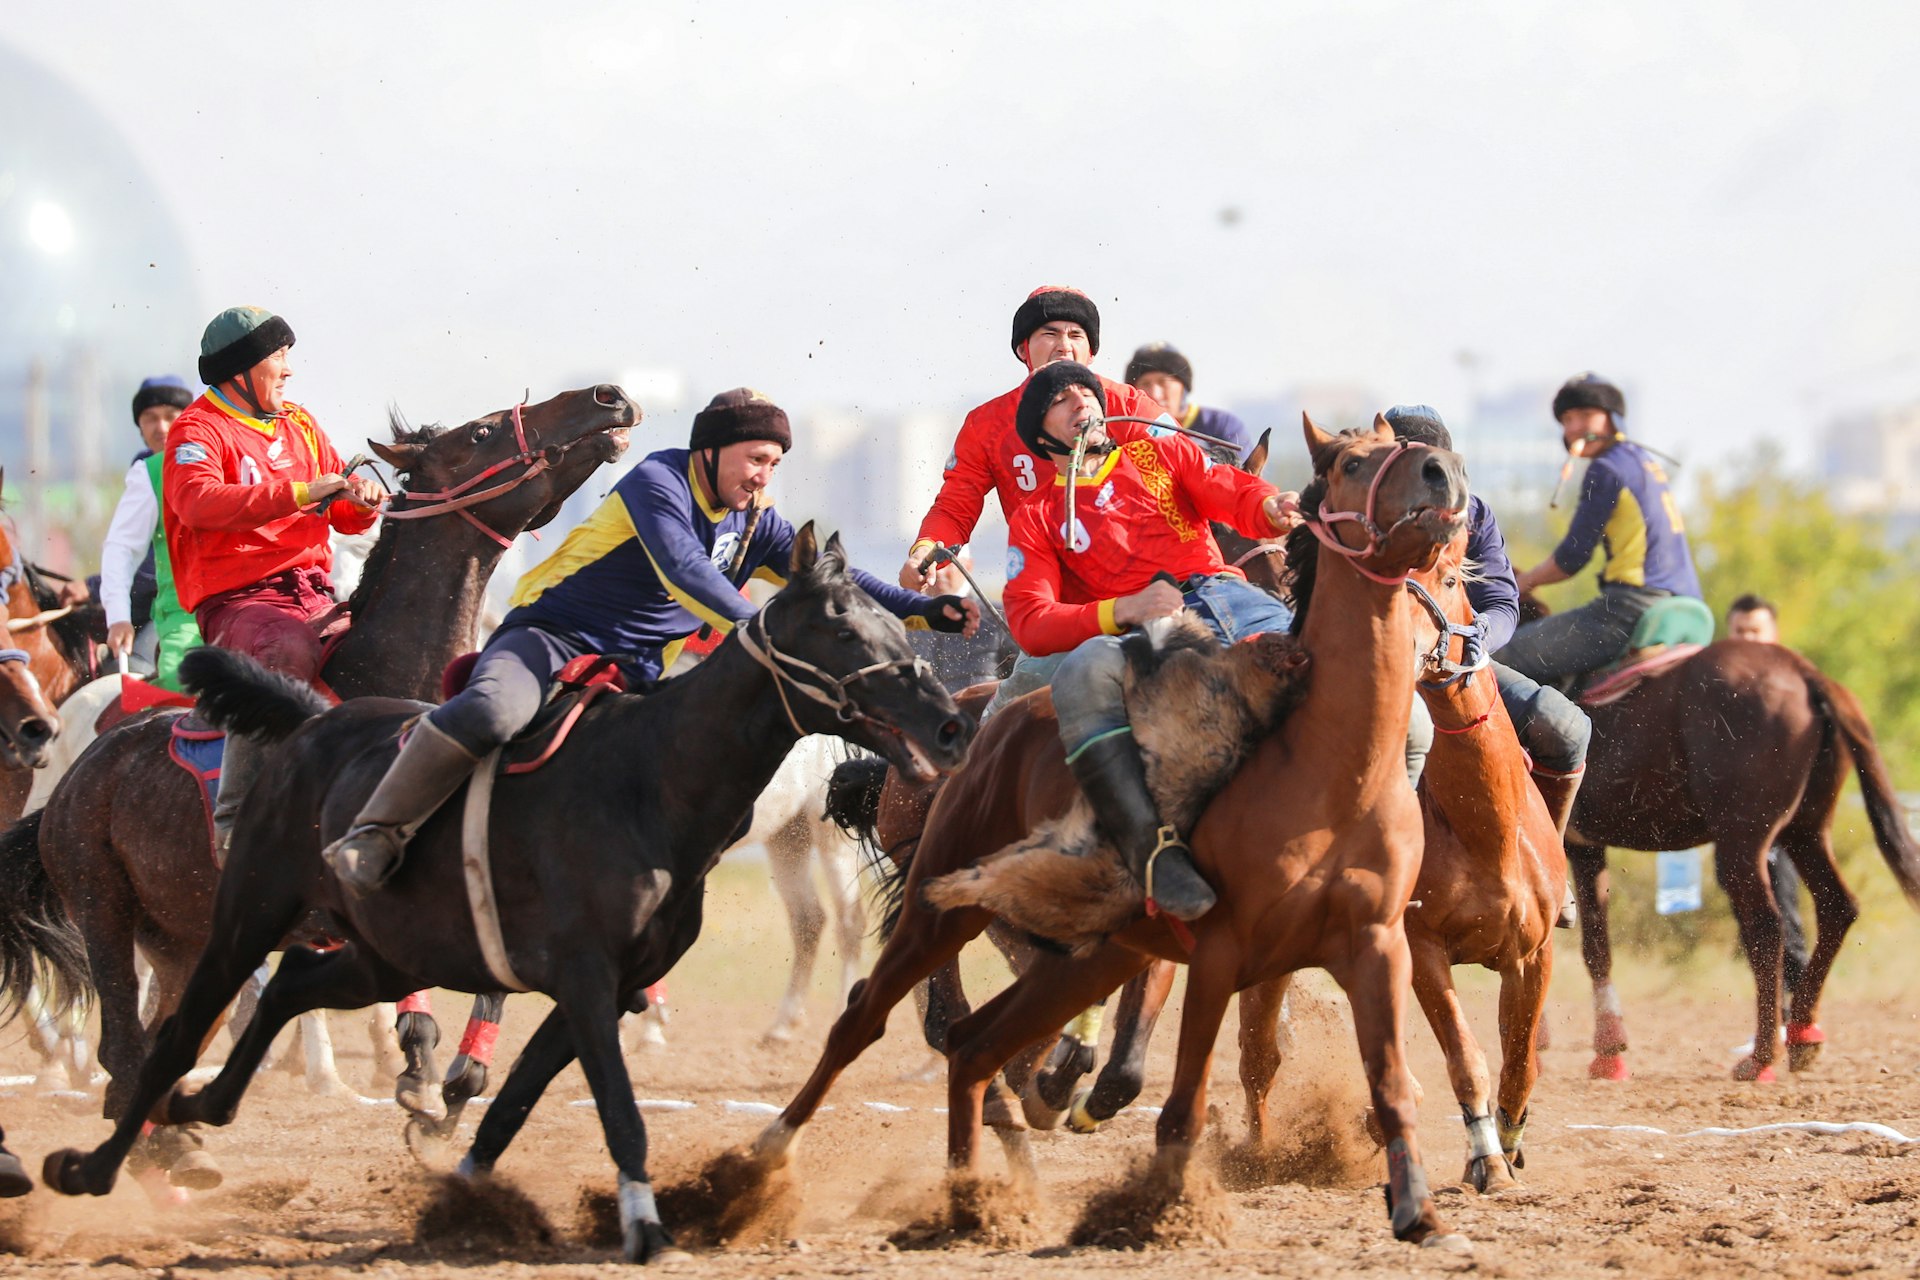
[1141,825,1185,904]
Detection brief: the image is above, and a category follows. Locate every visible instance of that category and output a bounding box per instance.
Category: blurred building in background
[1820,400,1920,540]
[1,46,205,569]
[1452,382,1563,515]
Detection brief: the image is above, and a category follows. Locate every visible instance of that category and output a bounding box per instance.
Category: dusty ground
[0,860,1916,1278]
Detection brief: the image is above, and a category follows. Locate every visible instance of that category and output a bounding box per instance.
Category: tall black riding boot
[322,719,479,898]
[1067,732,1218,922]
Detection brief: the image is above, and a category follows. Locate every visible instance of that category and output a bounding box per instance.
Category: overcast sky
[9,2,1918,474]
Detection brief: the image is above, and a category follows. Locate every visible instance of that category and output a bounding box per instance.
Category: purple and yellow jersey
[1551,439,1701,598]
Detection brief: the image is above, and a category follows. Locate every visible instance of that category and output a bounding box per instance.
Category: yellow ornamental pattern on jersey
[1121,440,1200,543]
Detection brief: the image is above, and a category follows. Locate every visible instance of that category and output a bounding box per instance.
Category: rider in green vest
[101,376,204,689]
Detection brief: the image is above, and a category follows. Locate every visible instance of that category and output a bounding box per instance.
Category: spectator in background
[1125,342,1255,465]
[99,376,202,687]
[1727,592,1808,1003]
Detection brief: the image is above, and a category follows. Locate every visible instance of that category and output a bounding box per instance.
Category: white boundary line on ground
[1569,1120,1917,1143]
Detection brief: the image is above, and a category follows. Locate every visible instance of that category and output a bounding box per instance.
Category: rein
[734,598,935,737]
[381,400,598,548]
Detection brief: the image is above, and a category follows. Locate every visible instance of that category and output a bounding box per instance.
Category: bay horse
[746,417,1470,1247]
[40,527,971,1265]
[1515,594,1920,1081]
[0,387,635,1163]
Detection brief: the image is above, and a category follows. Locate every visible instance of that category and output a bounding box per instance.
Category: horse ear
[369,439,425,472]
[1302,412,1335,455]
[1371,412,1396,441]
[0,466,7,501]
[822,531,848,575]
[790,521,820,578]
[1243,429,1270,478]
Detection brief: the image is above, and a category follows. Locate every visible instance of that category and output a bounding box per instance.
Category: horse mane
[342,409,447,620]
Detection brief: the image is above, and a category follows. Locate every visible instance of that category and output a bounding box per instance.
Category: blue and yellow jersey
[502,447,936,680]
[1551,439,1701,597]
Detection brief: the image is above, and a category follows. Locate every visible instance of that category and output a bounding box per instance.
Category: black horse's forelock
[385,406,446,447]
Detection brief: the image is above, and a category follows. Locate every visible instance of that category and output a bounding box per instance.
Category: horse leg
[298,1010,356,1099]
[393,990,446,1121]
[460,1004,578,1177]
[1713,830,1786,1081]
[43,906,292,1197]
[754,902,994,1167]
[817,819,868,1007]
[62,877,146,1120]
[555,965,683,1265]
[369,1002,406,1091]
[1774,820,1857,1072]
[440,992,508,1126]
[947,946,1149,1182]
[1150,940,1238,1192]
[1330,925,1452,1245]
[1407,934,1509,1193]
[765,817,824,1043]
[1073,959,1180,1133]
[1492,947,1551,1173]
[1235,974,1294,1152]
[1023,998,1104,1128]
[1568,839,1628,1080]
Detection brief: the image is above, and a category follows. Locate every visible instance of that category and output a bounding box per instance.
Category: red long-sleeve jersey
[163,392,377,611]
[914,374,1167,550]
[1004,434,1281,656]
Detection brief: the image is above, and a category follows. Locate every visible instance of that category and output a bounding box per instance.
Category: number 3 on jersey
[1012,454,1037,491]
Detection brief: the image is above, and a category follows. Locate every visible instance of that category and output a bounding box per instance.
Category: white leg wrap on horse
[753,1119,798,1164]
[1464,1111,1502,1162]
[1065,1004,1104,1045]
[1593,982,1623,1018]
[618,1175,660,1226]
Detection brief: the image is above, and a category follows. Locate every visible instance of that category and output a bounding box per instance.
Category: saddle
[1578,598,1716,708]
[167,715,226,857]
[439,652,631,775]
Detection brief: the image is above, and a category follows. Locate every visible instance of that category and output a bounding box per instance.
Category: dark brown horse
[747,417,1470,1247]
[41,528,970,1265]
[0,388,636,1155]
[1516,592,1920,1081]
[0,495,99,800]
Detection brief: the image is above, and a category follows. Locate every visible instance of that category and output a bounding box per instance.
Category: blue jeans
[1493,661,1592,775]
[1052,575,1294,755]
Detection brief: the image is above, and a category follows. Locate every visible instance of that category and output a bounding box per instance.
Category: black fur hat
[1015,361,1104,457]
[1125,341,1193,391]
[198,307,295,386]
[1552,373,1626,422]
[131,375,194,424]
[1010,286,1100,359]
[689,387,793,453]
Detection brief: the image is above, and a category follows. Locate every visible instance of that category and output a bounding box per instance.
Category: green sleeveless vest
[143,453,203,691]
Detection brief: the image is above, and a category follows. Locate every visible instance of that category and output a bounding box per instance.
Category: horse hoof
[1731,1056,1777,1083]
[1588,1053,1630,1082]
[1065,1087,1104,1135]
[624,1218,684,1264]
[0,1150,32,1198]
[396,1077,448,1122]
[405,1116,455,1165]
[1019,1084,1067,1131]
[1422,1231,1474,1253]
[1465,1154,1518,1195]
[1787,1024,1825,1072]
[167,1149,223,1191]
[41,1148,93,1197]
[135,1166,190,1208]
[1593,1011,1629,1057]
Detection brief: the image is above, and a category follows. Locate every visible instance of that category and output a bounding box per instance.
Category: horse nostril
[1423,457,1449,487]
[594,384,623,407]
[18,718,52,746]
[937,718,963,748]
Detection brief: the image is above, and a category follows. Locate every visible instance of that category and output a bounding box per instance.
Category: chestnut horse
[749,417,1470,1247]
[1516,596,1920,1081]
[0,388,636,1163]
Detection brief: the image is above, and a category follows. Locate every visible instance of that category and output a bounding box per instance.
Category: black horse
[41,527,970,1263]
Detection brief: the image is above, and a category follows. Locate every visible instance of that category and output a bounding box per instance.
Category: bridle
[1301,439,1442,586]
[1405,576,1495,735]
[380,398,606,549]
[733,595,936,736]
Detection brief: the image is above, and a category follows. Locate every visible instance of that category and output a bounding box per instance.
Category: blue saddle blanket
[168,716,225,841]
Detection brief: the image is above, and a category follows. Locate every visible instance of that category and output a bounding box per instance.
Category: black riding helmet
[1015,361,1105,458]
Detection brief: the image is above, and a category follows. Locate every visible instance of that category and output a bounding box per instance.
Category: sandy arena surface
[0,862,1916,1279]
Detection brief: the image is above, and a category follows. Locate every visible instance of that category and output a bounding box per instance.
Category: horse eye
[1445,576,1459,588]
[473,425,492,442]
[837,628,856,642]
[1342,457,1361,475]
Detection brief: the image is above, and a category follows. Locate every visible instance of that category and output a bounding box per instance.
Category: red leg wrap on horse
[458,1017,501,1065]
[1786,1022,1825,1046]
[645,981,668,1004]
[396,991,434,1016]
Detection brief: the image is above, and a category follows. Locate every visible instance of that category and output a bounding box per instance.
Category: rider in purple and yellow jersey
[1124,342,1255,466]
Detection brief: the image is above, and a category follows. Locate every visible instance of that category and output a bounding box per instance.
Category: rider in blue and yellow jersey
[1497,373,1702,686]
[1125,342,1255,465]
[322,388,979,897]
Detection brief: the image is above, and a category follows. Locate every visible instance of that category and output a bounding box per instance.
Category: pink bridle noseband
[1302,439,1434,586]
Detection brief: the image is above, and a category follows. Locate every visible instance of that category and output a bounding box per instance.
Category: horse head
[375,384,640,541]
[751,523,972,783]
[1300,414,1468,579]
[0,521,61,769]
[1208,429,1289,594]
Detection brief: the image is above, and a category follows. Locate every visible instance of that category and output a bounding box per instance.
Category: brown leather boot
[322,719,479,898]
[1530,765,1585,929]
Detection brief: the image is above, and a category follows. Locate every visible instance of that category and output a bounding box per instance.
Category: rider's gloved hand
[1458,614,1491,671]
[924,595,981,637]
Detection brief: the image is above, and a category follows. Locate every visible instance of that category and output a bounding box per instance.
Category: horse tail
[0,810,91,1025]
[178,646,331,742]
[1806,669,1920,909]
[823,756,913,938]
